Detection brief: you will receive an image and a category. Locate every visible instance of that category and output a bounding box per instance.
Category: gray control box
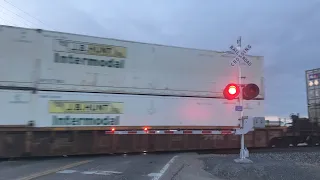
[253,117,266,128]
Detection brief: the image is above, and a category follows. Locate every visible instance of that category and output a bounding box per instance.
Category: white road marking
[82,171,97,175]
[95,171,110,175]
[148,173,161,177]
[18,160,92,180]
[82,170,123,176]
[57,169,123,176]
[57,170,77,174]
[148,155,178,180]
[103,170,123,174]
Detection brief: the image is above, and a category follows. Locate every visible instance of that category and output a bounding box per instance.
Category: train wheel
[306,137,318,146]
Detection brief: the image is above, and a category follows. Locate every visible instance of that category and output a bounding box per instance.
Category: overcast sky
[1,0,319,118]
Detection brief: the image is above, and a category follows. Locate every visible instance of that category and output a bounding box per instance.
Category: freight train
[267,69,320,148]
[268,113,320,147]
[0,25,313,158]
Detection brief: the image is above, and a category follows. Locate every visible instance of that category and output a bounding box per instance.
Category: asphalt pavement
[201,151,320,180]
[0,153,178,180]
[3,149,320,180]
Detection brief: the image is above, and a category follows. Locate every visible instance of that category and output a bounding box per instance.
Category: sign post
[229,36,253,164]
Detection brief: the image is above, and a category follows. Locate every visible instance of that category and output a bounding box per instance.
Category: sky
[0,0,319,118]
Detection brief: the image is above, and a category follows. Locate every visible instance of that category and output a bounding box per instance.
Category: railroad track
[197,145,320,155]
[2,145,320,162]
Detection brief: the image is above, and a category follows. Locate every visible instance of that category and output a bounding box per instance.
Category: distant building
[265,116,291,127]
[306,68,320,124]
[265,119,291,127]
[265,120,283,126]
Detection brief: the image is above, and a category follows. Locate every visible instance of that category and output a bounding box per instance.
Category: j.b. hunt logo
[52,115,120,126]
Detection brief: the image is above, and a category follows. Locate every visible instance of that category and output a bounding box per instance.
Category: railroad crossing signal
[229,44,252,66]
[223,83,240,100]
[223,83,260,100]
[230,37,256,163]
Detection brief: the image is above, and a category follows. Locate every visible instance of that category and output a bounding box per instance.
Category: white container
[0,89,33,126]
[0,25,264,98]
[0,90,264,127]
[0,26,41,88]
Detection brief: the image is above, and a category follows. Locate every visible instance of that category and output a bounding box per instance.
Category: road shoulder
[161,153,222,180]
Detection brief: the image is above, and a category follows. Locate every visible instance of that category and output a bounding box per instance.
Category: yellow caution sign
[87,44,127,58]
[56,40,127,58]
[49,101,124,114]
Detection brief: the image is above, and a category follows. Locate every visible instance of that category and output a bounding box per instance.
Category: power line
[0,3,36,28]
[0,6,30,27]
[3,0,56,30]
[0,15,17,26]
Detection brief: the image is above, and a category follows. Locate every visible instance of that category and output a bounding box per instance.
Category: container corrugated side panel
[34,29,264,98]
[306,68,320,124]
[32,91,264,127]
[0,89,32,126]
[0,26,40,88]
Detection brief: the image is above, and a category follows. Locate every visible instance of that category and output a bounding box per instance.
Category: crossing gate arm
[105,129,235,135]
[104,117,265,135]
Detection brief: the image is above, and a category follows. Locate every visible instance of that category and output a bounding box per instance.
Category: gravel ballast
[200,151,320,180]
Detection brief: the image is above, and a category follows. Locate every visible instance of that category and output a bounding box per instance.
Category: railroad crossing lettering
[229,44,252,66]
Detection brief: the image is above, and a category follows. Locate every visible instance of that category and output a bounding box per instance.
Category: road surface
[3,149,320,180]
[0,153,178,180]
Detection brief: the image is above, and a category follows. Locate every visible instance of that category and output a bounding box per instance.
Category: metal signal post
[236,37,248,163]
[223,37,260,163]
[229,36,254,163]
[239,45,250,164]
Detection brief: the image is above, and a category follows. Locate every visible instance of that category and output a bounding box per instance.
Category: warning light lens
[111,128,115,131]
[223,83,240,100]
[144,127,148,131]
[242,83,260,100]
[228,86,237,95]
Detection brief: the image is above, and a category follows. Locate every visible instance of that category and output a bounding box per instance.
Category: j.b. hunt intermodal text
[54,53,125,68]
[52,115,120,126]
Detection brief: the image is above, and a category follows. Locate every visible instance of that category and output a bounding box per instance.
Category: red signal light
[242,83,260,100]
[144,127,148,131]
[228,85,237,95]
[223,83,240,100]
[111,128,115,132]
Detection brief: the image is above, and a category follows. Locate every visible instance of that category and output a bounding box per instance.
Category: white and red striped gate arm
[105,129,234,135]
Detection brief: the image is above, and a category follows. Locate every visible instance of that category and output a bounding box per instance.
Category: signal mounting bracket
[235,116,266,135]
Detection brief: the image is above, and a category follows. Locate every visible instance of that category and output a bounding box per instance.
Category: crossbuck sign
[229,44,252,66]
